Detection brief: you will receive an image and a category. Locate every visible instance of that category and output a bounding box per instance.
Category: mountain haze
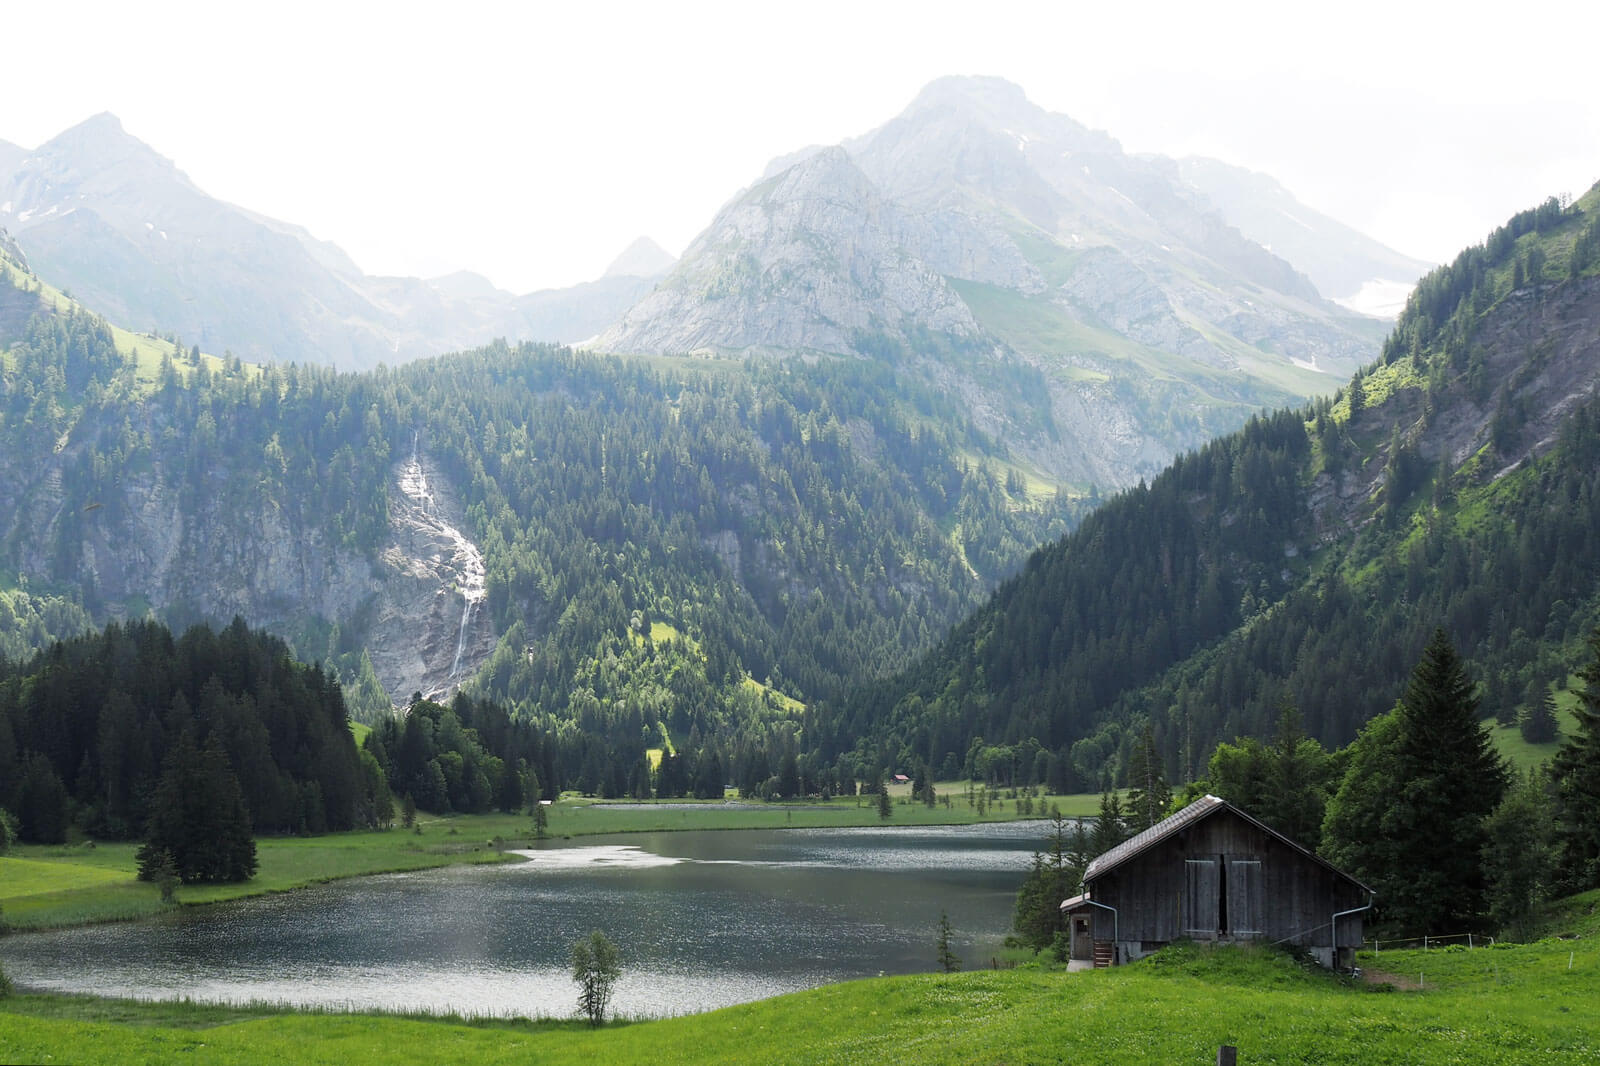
[0,115,664,367]
[1176,156,1433,316]
[604,236,677,279]
[597,76,1389,489]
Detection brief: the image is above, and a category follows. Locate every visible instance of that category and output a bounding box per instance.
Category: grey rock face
[596,148,980,356]
[0,415,493,707]
[595,76,1391,490]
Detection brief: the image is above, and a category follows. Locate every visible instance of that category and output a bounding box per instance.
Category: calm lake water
[4,822,1046,1018]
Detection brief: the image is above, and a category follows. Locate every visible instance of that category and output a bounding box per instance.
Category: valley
[3,46,1600,1066]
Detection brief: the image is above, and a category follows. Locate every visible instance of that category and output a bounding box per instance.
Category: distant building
[1061,795,1373,970]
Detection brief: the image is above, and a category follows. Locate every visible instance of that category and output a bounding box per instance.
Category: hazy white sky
[4,1,1599,293]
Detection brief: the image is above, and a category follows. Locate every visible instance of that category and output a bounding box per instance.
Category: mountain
[1176,157,1433,316]
[0,116,659,367]
[827,185,1600,789]
[0,138,22,182]
[604,236,676,279]
[601,146,984,357]
[597,77,1389,490]
[0,223,1078,745]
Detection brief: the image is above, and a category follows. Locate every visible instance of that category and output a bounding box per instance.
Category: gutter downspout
[1331,892,1376,972]
[1082,897,1120,965]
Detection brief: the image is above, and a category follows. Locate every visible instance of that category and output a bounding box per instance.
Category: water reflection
[3,823,1044,1018]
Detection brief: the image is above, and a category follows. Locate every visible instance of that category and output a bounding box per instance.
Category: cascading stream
[398,434,487,683]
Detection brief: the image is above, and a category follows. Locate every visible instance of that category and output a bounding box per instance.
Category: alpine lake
[4,821,1044,1018]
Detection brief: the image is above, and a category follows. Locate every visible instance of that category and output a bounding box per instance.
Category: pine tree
[1125,723,1171,832]
[1520,690,1559,744]
[1324,629,1507,932]
[1090,791,1128,856]
[1011,814,1079,952]
[1390,629,1507,930]
[137,733,257,884]
[1262,705,1336,850]
[936,911,961,973]
[1554,626,1600,890]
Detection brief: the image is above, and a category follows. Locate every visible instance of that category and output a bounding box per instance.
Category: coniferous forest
[3,183,1600,872]
[833,188,1600,793]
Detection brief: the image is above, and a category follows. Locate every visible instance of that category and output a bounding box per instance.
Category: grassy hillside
[3,898,1596,1064]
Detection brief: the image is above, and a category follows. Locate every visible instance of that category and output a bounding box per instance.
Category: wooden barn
[1061,795,1373,970]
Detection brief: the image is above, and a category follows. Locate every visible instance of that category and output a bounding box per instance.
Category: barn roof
[1083,794,1372,892]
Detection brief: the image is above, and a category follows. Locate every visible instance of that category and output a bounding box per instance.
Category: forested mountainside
[0,229,1076,764]
[828,185,1600,790]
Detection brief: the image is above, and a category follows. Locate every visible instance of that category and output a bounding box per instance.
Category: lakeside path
[0,787,1102,931]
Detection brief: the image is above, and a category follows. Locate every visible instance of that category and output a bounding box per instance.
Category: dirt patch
[1360,967,1422,991]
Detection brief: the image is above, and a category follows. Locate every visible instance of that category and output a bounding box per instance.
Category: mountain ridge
[827,183,1600,789]
[597,76,1389,491]
[0,115,667,367]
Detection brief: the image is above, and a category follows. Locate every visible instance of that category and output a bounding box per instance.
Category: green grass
[4,929,1597,1064]
[739,675,805,714]
[1485,695,1581,774]
[1,251,257,393]
[0,789,1100,931]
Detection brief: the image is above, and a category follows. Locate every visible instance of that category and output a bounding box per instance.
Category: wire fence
[1363,932,1495,953]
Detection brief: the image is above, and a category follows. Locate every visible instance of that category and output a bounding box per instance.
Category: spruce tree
[1554,626,1600,890]
[1388,629,1507,930]
[1520,690,1559,744]
[1325,629,1506,932]
[138,733,257,884]
[936,911,961,972]
[1090,791,1128,856]
[1125,723,1171,832]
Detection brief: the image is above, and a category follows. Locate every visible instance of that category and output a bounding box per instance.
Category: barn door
[1184,858,1220,938]
[1228,859,1263,937]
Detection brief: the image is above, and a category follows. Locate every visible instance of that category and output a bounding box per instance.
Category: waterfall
[450,596,478,679]
[395,434,487,688]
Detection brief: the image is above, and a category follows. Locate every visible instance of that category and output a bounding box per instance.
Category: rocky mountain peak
[594,145,978,357]
[33,112,173,180]
[603,236,676,278]
[906,75,1035,122]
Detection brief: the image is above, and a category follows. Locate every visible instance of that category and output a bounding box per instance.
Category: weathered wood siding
[1089,809,1366,953]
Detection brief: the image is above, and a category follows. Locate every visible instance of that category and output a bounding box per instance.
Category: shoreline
[0,788,1098,933]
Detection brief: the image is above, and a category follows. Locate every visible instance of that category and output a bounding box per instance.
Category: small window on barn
[1184,858,1219,937]
[1228,859,1263,936]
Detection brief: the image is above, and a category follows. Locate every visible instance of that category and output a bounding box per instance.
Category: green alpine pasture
[3,897,1597,1064]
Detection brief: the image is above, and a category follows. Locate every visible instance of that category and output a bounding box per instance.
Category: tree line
[824,185,1600,795]
[1011,625,1600,948]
